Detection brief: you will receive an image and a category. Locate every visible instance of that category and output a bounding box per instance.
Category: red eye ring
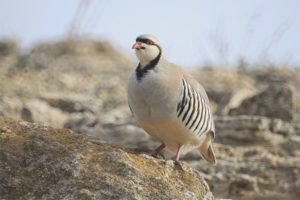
[146,40,153,45]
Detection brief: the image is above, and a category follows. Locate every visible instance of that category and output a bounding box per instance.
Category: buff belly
[137,114,206,154]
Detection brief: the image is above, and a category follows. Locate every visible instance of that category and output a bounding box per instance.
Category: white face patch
[135,44,160,68]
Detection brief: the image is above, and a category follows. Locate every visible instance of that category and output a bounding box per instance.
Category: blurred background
[1,0,299,67]
[0,1,300,199]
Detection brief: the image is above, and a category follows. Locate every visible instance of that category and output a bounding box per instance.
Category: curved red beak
[132,42,142,50]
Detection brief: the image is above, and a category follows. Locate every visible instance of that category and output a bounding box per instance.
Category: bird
[127,34,216,167]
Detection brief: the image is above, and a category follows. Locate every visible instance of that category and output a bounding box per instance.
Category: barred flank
[177,79,213,137]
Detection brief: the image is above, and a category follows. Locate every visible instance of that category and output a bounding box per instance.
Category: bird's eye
[146,40,153,45]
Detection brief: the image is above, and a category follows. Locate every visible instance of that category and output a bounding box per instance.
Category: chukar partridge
[128,34,216,166]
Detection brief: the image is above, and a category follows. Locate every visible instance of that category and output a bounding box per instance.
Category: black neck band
[135,46,161,81]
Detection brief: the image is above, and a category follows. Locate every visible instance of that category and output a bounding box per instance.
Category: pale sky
[0,0,299,68]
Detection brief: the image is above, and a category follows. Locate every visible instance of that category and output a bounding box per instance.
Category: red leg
[175,144,183,161]
[174,145,184,169]
[149,143,166,158]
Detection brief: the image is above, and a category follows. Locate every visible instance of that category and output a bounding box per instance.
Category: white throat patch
[135,45,160,68]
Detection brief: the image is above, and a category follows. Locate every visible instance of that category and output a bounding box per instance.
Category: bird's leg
[174,145,183,169]
[149,143,166,159]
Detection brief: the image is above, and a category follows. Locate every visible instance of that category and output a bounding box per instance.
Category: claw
[174,160,184,170]
[149,143,166,159]
[149,151,165,159]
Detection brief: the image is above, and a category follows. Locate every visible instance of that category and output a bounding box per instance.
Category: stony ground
[0,39,300,199]
[0,116,213,200]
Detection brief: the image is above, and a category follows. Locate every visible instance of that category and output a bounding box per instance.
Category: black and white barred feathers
[177,79,213,136]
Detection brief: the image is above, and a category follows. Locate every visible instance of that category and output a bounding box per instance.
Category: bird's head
[132,34,162,68]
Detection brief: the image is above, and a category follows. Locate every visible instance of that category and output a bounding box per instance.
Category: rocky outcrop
[59,106,300,200]
[0,116,213,200]
[207,88,257,116]
[190,115,300,200]
[0,39,133,114]
[229,84,294,121]
[192,67,258,115]
[79,109,300,200]
[214,115,295,145]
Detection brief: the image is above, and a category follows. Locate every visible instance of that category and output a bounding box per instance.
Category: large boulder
[229,84,294,121]
[0,116,214,200]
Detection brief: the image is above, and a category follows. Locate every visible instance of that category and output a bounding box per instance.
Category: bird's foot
[148,143,166,159]
[149,151,165,159]
[132,148,165,159]
[174,160,184,170]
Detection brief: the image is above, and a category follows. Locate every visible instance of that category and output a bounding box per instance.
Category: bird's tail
[198,132,216,165]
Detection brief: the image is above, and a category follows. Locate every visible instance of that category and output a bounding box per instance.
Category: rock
[208,88,257,116]
[185,115,300,200]
[206,91,232,115]
[0,116,214,200]
[23,99,69,128]
[190,142,300,200]
[228,174,259,196]
[16,51,54,70]
[280,135,300,156]
[295,123,300,136]
[0,106,4,116]
[269,118,295,136]
[90,106,160,153]
[39,92,103,114]
[1,39,134,114]
[192,67,255,93]
[64,111,98,133]
[0,97,5,116]
[1,39,300,200]
[192,67,257,116]
[99,105,133,125]
[98,123,155,150]
[253,67,299,85]
[229,84,294,121]
[0,97,70,128]
[21,107,33,122]
[214,115,294,146]
[0,40,18,57]
[0,96,23,119]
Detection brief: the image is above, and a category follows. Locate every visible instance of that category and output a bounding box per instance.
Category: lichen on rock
[0,116,213,200]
